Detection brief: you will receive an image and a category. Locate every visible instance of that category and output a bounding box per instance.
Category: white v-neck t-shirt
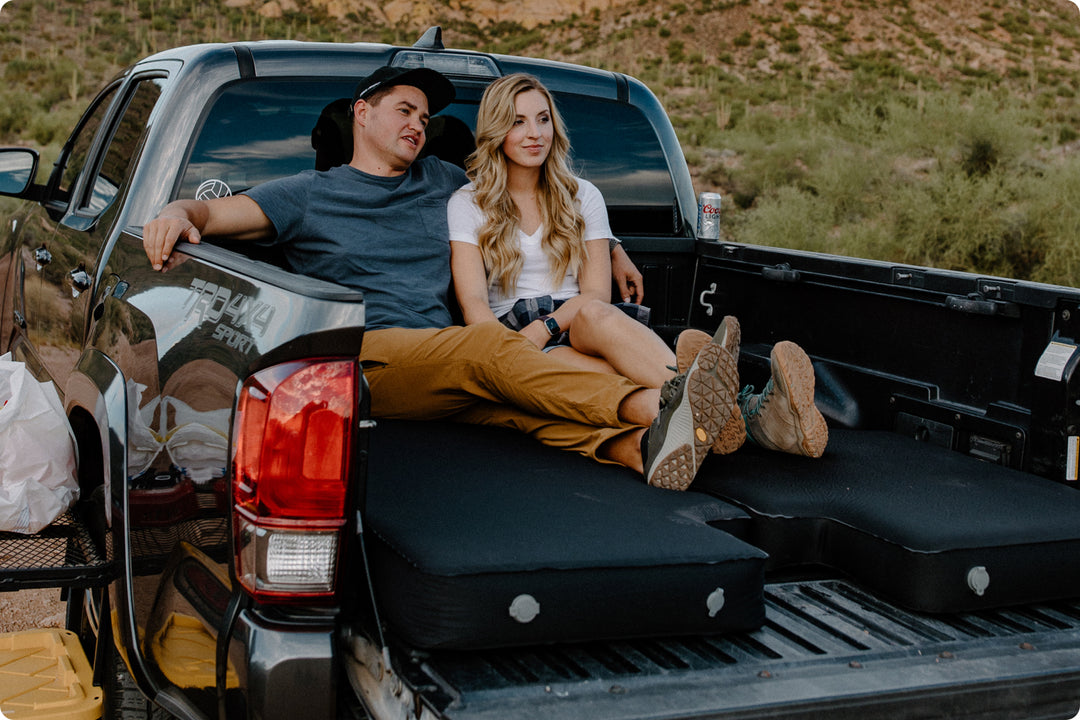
[447,178,613,317]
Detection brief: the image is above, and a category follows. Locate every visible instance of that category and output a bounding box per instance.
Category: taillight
[231,359,356,603]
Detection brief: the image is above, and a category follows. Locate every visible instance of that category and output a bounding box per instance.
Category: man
[143,65,739,490]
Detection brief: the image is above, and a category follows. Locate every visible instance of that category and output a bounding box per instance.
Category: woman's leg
[567,300,677,388]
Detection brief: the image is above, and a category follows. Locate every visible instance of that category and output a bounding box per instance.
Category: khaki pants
[360,323,641,462]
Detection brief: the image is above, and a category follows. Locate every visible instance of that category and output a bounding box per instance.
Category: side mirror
[0,147,40,197]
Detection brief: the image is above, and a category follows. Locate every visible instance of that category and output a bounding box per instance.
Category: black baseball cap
[352,66,456,115]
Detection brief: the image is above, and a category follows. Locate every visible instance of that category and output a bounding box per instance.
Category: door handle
[68,263,91,298]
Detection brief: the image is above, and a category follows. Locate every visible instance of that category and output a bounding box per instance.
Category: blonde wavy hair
[466,74,586,297]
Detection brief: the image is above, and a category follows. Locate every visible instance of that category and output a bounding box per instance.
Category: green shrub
[27,106,83,146]
[1027,163,1080,287]
[4,58,50,86]
[0,95,34,136]
[738,185,832,252]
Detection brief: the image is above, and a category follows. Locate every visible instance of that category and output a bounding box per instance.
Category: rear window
[440,92,679,236]
[179,79,355,200]
[180,79,678,235]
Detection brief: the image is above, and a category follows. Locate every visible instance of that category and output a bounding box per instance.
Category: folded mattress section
[365,420,767,649]
[694,429,1080,612]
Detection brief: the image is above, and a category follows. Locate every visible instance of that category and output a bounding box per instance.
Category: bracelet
[608,237,621,253]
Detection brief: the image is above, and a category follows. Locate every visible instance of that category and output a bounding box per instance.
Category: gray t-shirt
[246,157,468,330]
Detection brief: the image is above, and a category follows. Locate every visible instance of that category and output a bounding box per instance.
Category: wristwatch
[539,315,561,337]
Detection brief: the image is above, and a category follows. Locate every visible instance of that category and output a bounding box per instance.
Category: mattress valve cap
[967,565,990,596]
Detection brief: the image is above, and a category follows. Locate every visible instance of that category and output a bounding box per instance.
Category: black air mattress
[694,429,1080,612]
[364,420,767,649]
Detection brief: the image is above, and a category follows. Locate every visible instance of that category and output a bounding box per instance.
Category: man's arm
[449,241,501,326]
[143,195,275,271]
[610,242,644,304]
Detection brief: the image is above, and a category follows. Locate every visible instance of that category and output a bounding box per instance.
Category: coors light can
[697,192,722,240]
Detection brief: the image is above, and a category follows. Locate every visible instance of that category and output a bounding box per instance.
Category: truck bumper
[232,608,338,719]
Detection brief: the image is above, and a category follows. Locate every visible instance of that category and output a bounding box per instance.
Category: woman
[447,73,677,388]
[448,73,829,460]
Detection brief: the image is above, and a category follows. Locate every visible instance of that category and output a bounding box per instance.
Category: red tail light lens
[232,359,356,602]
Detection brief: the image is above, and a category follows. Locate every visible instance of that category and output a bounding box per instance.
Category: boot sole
[771,341,829,458]
[675,319,745,455]
[647,343,738,491]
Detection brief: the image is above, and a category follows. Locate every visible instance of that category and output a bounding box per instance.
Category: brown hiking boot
[739,341,828,458]
[674,316,745,455]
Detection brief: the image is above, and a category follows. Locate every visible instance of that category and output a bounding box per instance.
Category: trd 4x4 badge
[183,278,275,353]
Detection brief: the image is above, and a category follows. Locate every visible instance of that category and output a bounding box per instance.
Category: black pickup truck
[2,28,1080,720]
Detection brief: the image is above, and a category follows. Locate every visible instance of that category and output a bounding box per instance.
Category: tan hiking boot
[674,316,745,454]
[739,340,828,458]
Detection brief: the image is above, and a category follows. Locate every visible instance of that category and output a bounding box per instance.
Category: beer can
[697,192,722,240]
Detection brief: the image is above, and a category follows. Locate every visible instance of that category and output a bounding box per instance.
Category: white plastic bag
[162,397,229,484]
[0,353,79,534]
[126,378,163,477]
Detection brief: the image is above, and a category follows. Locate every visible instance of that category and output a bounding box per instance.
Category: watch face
[543,316,561,336]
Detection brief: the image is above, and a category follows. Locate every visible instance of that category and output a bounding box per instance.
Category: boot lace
[659,372,686,409]
[739,380,773,445]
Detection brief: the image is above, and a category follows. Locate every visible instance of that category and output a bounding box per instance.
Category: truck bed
[361,419,1080,720]
[404,578,1080,720]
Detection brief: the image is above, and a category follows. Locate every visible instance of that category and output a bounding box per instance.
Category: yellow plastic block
[0,628,101,720]
[149,613,238,690]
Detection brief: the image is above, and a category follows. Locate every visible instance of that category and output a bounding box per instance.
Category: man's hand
[141,196,270,271]
[143,214,201,271]
[611,243,643,304]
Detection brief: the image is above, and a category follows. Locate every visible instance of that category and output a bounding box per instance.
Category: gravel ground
[0,588,66,634]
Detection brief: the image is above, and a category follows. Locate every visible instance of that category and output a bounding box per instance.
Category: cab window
[85,77,165,214]
[53,76,165,217]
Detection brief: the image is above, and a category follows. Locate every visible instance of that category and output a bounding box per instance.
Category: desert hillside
[2,0,1080,282]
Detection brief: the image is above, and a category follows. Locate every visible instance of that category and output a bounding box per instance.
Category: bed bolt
[849,661,863,669]
[758,670,773,679]
[1019,642,1035,651]
[938,651,955,660]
